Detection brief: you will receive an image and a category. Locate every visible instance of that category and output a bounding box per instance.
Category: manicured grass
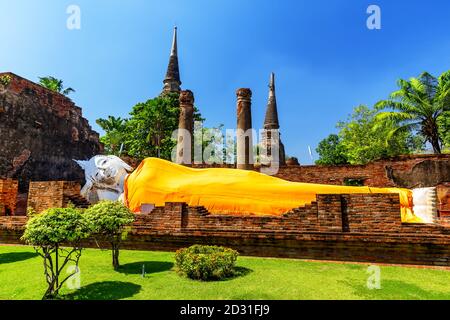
[0,245,449,300]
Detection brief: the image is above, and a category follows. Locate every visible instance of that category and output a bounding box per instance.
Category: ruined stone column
[176,90,195,164]
[236,88,254,170]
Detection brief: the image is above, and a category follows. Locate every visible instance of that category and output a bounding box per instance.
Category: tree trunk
[112,243,120,270]
[430,135,442,154]
[42,252,58,300]
[55,244,59,292]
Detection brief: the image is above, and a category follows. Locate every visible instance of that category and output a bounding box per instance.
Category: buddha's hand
[118,193,126,205]
[80,180,93,199]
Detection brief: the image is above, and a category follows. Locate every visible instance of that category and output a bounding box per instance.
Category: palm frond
[375,111,416,124]
[62,87,75,95]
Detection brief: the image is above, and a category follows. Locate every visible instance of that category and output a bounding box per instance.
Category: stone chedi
[236,88,254,170]
[261,72,286,166]
[0,72,103,191]
[176,90,195,164]
[162,26,181,94]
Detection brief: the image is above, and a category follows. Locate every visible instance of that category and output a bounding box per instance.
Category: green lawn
[0,245,449,300]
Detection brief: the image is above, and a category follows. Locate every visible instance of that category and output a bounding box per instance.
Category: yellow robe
[124,158,420,223]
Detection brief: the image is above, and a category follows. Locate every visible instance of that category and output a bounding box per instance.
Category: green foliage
[22,207,90,246]
[0,74,11,87]
[97,93,203,160]
[375,71,450,154]
[84,200,135,235]
[337,105,423,165]
[26,207,38,217]
[38,76,75,96]
[343,178,365,186]
[3,246,450,299]
[96,116,128,156]
[317,105,424,166]
[21,207,90,299]
[126,93,181,159]
[315,134,349,165]
[84,201,135,269]
[317,70,450,163]
[175,245,238,281]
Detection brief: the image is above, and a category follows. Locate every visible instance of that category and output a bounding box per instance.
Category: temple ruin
[0,72,102,212]
[0,28,449,267]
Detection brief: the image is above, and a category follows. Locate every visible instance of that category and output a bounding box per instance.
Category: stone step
[65,195,91,209]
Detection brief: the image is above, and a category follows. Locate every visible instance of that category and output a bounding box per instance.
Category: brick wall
[0,179,18,215]
[131,193,448,234]
[344,193,403,233]
[437,183,450,220]
[1,192,449,265]
[27,181,84,213]
[126,194,450,266]
[274,154,450,218]
[0,72,103,192]
[3,72,83,121]
[274,154,450,188]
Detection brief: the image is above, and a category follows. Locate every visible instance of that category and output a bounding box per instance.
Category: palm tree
[96,116,126,132]
[375,71,450,154]
[96,116,127,155]
[38,76,75,96]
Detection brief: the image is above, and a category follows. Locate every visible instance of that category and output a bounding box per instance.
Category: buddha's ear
[74,159,89,171]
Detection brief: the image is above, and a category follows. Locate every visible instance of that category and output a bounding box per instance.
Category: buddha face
[74,155,133,200]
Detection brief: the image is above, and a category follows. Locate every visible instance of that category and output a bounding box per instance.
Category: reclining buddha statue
[74,155,433,223]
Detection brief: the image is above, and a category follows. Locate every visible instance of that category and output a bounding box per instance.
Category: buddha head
[74,155,133,201]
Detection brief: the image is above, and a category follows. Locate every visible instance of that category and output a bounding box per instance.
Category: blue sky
[1,0,450,164]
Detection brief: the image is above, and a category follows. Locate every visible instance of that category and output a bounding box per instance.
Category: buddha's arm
[80,179,93,199]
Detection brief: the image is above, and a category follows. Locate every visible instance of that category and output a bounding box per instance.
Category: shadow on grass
[0,252,38,264]
[64,281,141,300]
[341,279,448,300]
[222,266,253,281]
[116,261,174,275]
[178,266,253,282]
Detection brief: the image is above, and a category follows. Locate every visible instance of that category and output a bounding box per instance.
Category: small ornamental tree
[21,207,90,299]
[84,201,135,270]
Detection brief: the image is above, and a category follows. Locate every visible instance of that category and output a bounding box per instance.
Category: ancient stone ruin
[0,28,449,267]
[0,72,103,192]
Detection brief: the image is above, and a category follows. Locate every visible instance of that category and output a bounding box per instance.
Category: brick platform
[0,179,18,215]
[2,193,449,266]
[27,181,89,213]
[185,154,450,217]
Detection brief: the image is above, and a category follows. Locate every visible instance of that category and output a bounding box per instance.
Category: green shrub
[21,207,90,299]
[0,74,11,87]
[175,245,238,281]
[84,200,135,269]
